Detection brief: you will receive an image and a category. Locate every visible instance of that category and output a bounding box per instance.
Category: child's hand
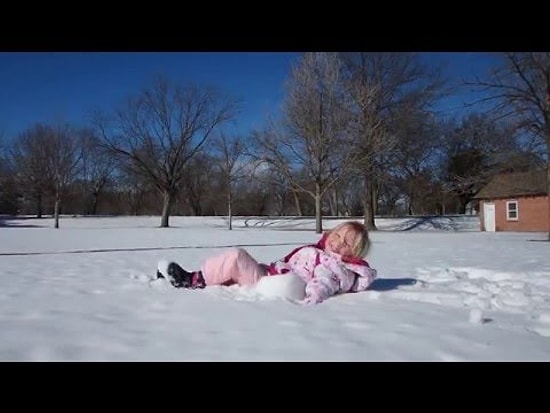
[271,260,292,274]
[301,294,321,305]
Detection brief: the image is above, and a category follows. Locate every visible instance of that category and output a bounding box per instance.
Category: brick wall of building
[480,196,549,232]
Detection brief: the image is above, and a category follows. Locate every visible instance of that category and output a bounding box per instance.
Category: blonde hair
[328,221,370,258]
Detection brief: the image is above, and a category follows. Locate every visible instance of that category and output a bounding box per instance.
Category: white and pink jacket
[266,233,377,304]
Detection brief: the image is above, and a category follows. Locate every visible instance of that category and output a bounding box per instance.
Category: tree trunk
[292,187,302,216]
[363,174,377,230]
[36,192,42,218]
[315,183,322,234]
[371,184,378,217]
[160,190,173,228]
[86,191,99,215]
[331,187,339,216]
[363,195,376,230]
[546,151,550,241]
[458,196,469,215]
[228,187,233,231]
[91,192,99,215]
[544,92,550,241]
[54,192,60,229]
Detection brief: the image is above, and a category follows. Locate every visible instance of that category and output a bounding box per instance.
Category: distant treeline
[1,53,548,234]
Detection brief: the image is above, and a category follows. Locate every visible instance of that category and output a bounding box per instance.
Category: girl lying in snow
[155,221,377,305]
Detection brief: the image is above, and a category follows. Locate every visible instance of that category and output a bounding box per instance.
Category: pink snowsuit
[201,247,267,287]
[200,233,377,304]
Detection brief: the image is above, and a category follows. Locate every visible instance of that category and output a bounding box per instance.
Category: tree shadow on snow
[393,216,460,231]
[0,216,42,228]
[368,277,418,291]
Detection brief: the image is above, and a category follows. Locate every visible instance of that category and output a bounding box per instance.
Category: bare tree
[211,132,247,230]
[47,123,85,228]
[79,130,116,215]
[182,152,220,216]
[10,124,55,218]
[251,53,359,233]
[438,113,519,214]
[387,108,443,215]
[340,52,446,229]
[93,76,239,227]
[260,165,296,216]
[0,135,18,215]
[249,158,304,216]
[113,167,154,215]
[376,171,403,216]
[465,52,550,239]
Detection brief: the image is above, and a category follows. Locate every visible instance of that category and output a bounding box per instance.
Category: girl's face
[325,225,359,257]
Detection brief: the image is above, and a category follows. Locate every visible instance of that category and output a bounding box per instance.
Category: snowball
[469,308,484,324]
[255,273,306,301]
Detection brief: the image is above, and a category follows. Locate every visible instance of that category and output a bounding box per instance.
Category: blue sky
[0,52,497,140]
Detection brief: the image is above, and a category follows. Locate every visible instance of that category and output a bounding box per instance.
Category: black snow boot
[160,262,206,289]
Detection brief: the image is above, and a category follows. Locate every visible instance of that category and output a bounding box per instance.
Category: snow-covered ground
[1,214,549,361]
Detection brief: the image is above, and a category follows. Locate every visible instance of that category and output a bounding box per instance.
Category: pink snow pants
[200,248,268,286]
